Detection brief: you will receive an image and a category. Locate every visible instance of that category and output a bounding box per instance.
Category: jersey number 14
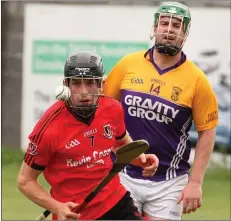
[150,84,161,95]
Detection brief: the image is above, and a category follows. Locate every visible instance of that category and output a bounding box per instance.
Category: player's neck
[153,49,182,70]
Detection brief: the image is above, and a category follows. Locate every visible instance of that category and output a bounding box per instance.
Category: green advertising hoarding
[32,40,149,75]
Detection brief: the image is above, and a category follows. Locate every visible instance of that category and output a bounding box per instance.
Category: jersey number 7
[88,136,95,147]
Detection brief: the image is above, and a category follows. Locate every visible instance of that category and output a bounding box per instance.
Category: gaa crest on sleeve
[171,86,182,101]
[103,124,113,139]
[28,142,38,156]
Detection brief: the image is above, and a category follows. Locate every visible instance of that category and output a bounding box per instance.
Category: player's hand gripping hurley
[36,140,149,220]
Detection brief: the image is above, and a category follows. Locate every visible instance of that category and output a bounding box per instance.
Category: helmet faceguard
[66,75,103,119]
[151,2,191,56]
[64,51,105,123]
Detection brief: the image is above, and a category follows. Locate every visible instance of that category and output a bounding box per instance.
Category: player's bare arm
[190,128,216,184]
[114,131,133,149]
[177,127,216,214]
[177,65,219,214]
[17,162,80,220]
[113,132,159,177]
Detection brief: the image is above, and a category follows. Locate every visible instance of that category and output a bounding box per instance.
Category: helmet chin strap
[66,99,98,125]
[154,43,181,56]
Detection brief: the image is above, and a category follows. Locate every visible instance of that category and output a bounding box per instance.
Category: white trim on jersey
[166,115,192,180]
[123,165,127,174]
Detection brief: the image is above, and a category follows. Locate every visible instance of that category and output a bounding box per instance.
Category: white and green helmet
[152,2,191,56]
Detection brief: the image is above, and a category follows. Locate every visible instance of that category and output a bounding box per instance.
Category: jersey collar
[144,46,187,75]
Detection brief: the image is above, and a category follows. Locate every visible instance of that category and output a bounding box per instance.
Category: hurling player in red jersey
[17,51,159,220]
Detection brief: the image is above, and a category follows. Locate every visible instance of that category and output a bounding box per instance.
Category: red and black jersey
[24,96,127,220]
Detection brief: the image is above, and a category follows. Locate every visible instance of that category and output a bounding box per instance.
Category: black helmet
[64,51,105,125]
[64,51,105,78]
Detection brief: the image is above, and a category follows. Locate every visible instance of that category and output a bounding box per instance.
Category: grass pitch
[2,147,230,220]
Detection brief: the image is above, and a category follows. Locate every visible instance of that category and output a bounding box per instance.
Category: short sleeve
[104,56,127,101]
[24,129,53,170]
[115,102,126,140]
[192,74,219,132]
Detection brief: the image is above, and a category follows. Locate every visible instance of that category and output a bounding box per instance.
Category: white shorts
[119,172,189,220]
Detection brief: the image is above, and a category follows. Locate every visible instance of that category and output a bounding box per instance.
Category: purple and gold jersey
[104,47,218,181]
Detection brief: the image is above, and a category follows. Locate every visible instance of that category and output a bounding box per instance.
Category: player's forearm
[190,128,216,184]
[18,179,61,213]
[113,132,133,153]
